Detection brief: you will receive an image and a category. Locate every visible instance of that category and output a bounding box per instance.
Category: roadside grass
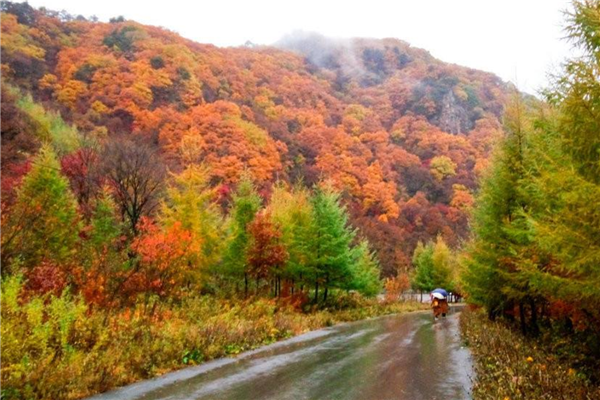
[0,276,427,400]
[460,308,600,400]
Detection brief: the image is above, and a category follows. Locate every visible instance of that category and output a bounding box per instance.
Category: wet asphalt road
[89,307,473,400]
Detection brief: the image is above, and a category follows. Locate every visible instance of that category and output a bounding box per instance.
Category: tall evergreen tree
[524,0,600,319]
[462,93,538,321]
[88,187,121,253]
[310,184,355,303]
[411,241,435,293]
[223,174,261,296]
[461,2,600,335]
[347,240,382,297]
[78,186,126,307]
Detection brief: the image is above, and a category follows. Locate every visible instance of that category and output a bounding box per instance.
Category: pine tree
[462,1,600,332]
[79,187,124,307]
[524,111,600,319]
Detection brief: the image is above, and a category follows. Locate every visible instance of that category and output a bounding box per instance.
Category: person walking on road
[431,288,449,320]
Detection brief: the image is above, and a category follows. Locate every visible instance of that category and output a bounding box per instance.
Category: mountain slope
[1,2,508,275]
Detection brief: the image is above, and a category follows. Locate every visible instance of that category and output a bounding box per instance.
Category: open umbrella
[431,288,448,299]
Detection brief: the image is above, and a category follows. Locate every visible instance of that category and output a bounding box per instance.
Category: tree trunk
[503,299,515,322]
[323,273,329,303]
[519,302,527,335]
[314,279,319,303]
[150,299,158,317]
[540,301,547,320]
[244,273,248,298]
[530,298,539,336]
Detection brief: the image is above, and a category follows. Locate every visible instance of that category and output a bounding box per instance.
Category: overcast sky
[24,0,576,94]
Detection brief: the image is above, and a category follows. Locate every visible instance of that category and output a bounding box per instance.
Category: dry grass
[1,276,427,400]
[460,308,600,400]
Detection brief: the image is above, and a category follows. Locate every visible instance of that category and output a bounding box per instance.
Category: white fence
[399,290,462,303]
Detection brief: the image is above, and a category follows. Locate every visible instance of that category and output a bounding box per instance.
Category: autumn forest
[1,1,599,399]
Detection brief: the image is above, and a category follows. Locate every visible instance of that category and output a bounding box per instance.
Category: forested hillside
[1,1,508,277]
[0,3,514,397]
[8,0,600,398]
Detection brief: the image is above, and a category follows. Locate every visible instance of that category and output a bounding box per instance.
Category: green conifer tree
[411,241,435,293]
[347,240,382,297]
[268,184,316,293]
[431,236,453,290]
[462,93,540,326]
[2,145,80,270]
[88,187,121,253]
[310,184,355,303]
[223,174,261,297]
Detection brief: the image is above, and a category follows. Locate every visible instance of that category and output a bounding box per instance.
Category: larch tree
[347,240,382,297]
[268,184,316,294]
[431,236,453,291]
[78,187,124,307]
[411,241,435,294]
[223,173,262,297]
[160,165,224,271]
[524,0,600,321]
[461,92,541,330]
[2,145,80,271]
[310,184,355,303]
[88,187,122,253]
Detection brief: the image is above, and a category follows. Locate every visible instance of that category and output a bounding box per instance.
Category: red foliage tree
[246,212,288,295]
[124,218,199,307]
[25,260,68,297]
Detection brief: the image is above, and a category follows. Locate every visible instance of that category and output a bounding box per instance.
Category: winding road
[88,306,473,400]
